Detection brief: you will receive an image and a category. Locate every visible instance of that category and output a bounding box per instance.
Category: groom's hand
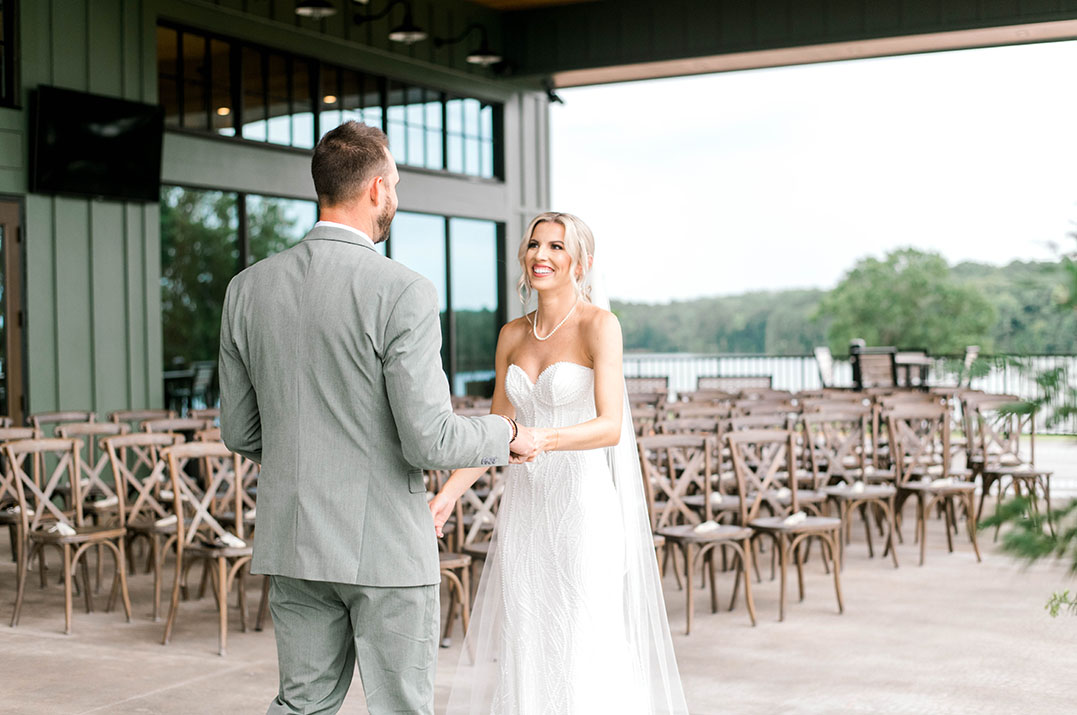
[510,426,540,463]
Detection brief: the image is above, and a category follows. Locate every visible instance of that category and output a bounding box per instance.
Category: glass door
[0,200,24,423]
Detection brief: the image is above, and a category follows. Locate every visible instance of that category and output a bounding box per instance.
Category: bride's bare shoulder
[499,314,532,349]
[579,302,620,332]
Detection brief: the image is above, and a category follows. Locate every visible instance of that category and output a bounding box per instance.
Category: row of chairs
[438,386,1052,637]
[0,409,263,655]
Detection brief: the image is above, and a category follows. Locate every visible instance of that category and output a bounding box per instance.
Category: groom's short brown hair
[311,121,390,207]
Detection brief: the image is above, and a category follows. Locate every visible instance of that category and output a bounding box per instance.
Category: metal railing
[622,352,1077,435]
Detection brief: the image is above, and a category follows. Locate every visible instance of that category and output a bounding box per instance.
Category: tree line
[613,247,1077,357]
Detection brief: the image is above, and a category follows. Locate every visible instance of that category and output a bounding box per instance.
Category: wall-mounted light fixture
[295,0,337,19]
[433,23,502,66]
[354,0,428,45]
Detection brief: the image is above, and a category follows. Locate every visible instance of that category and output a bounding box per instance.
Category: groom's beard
[373,201,396,243]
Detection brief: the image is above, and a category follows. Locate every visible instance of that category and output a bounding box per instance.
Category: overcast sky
[549,39,1077,304]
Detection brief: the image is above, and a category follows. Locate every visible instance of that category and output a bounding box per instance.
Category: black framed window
[387,211,505,394]
[160,188,500,396]
[0,1,18,108]
[157,22,502,178]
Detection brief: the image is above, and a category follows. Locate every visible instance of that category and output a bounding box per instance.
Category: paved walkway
[2,488,1076,714]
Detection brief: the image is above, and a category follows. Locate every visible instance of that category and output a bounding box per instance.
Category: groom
[220,121,536,714]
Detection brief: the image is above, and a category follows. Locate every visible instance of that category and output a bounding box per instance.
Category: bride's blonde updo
[516,212,596,306]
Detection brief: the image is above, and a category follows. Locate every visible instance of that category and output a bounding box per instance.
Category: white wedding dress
[446,361,688,715]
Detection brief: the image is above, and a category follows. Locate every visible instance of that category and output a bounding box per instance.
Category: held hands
[510,425,542,463]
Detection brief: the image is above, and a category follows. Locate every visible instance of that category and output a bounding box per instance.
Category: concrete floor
[2,499,1076,715]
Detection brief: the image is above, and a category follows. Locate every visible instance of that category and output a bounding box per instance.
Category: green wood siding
[17,0,162,415]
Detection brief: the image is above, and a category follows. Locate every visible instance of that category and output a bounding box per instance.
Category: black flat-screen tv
[29,86,164,202]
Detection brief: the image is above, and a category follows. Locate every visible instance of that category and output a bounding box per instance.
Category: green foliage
[614,290,828,354]
[613,250,1073,357]
[817,248,996,355]
[160,189,304,367]
[1045,590,1077,617]
[980,496,1077,615]
[160,188,239,366]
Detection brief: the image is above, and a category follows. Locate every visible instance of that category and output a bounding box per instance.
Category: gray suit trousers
[266,576,439,715]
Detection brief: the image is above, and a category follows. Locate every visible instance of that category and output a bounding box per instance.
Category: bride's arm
[430,323,518,536]
[533,311,624,453]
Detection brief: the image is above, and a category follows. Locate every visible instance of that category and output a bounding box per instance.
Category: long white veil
[445,262,689,714]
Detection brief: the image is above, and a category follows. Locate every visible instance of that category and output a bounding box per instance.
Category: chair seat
[982,464,1052,478]
[440,552,471,570]
[823,484,896,500]
[900,480,976,495]
[463,541,491,560]
[185,541,253,558]
[749,515,841,533]
[652,533,666,549]
[748,489,827,506]
[127,516,180,535]
[682,494,740,511]
[658,523,753,543]
[30,523,126,544]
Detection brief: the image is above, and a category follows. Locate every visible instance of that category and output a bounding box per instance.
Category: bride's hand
[429,491,456,538]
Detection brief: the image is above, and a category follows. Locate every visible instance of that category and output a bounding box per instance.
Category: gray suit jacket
[219,224,509,587]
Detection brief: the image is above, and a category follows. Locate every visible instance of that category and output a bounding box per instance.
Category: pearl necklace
[531,298,579,341]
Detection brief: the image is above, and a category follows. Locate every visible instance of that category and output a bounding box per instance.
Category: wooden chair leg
[237,565,249,633]
[966,492,983,563]
[63,543,74,635]
[706,548,718,614]
[861,503,875,558]
[441,574,459,647]
[216,557,228,656]
[776,534,788,622]
[10,536,29,627]
[117,540,133,621]
[794,540,805,602]
[741,542,757,626]
[255,575,270,631]
[943,497,956,553]
[918,496,928,566]
[162,551,184,645]
[152,535,163,621]
[824,532,844,614]
[681,542,694,635]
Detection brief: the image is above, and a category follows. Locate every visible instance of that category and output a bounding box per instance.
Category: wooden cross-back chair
[189,407,221,422]
[56,422,131,593]
[729,429,843,622]
[460,466,506,601]
[803,411,899,569]
[425,469,472,648]
[105,432,184,620]
[698,376,772,392]
[0,427,41,559]
[56,422,129,512]
[6,437,132,633]
[637,433,755,633]
[679,389,736,404]
[967,396,1052,535]
[141,417,214,434]
[28,410,95,435]
[669,403,731,420]
[884,404,981,566]
[630,404,659,436]
[160,442,255,656]
[108,409,175,432]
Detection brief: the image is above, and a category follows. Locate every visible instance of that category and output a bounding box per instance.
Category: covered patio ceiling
[489,0,1077,86]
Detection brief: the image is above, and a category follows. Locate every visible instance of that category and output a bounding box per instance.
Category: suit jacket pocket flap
[408,470,426,494]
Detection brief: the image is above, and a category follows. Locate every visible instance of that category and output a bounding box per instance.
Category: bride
[429,212,689,715]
